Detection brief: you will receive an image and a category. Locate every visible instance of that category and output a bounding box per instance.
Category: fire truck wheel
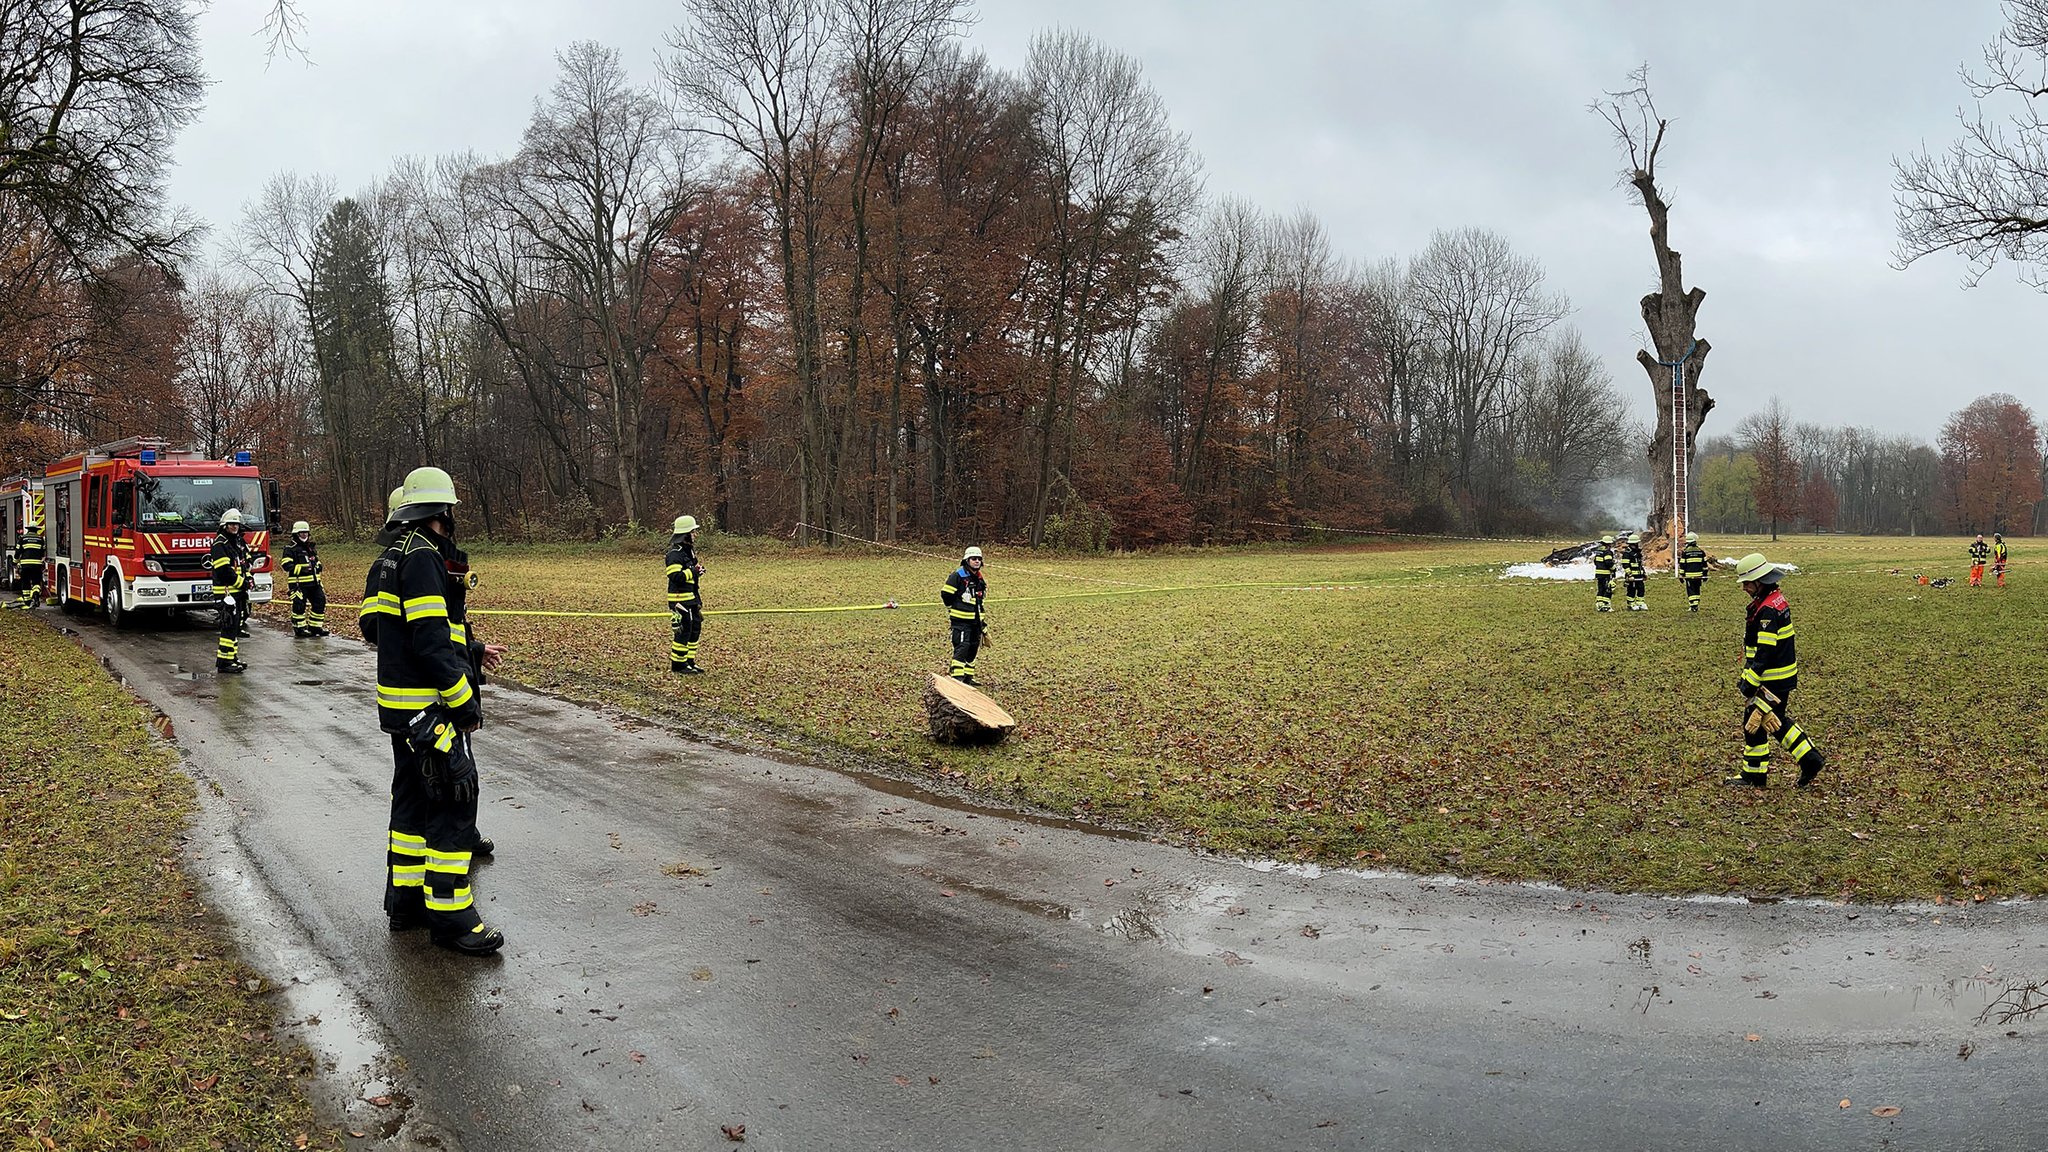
[102,573,130,630]
[56,568,81,615]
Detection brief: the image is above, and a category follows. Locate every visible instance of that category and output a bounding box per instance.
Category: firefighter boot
[469,836,496,857]
[677,662,705,676]
[435,923,506,956]
[1795,751,1826,789]
[217,660,247,675]
[1721,770,1767,788]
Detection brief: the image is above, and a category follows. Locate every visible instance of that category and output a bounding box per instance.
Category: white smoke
[1583,476,1651,532]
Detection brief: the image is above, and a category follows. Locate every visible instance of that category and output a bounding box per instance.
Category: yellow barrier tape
[323,574,1437,623]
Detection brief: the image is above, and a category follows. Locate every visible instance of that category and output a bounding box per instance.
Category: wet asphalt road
[46,611,2048,1151]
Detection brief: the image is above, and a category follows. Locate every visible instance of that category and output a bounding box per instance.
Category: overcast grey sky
[175,0,2045,438]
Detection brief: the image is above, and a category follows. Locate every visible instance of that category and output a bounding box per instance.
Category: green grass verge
[316,533,2046,902]
[0,613,336,1149]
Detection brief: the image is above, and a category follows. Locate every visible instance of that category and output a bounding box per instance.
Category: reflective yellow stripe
[1741,669,1762,686]
[449,622,469,646]
[377,685,439,710]
[1759,664,1797,681]
[440,676,474,709]
[948,609,978,619]
[424,887,474,911]
[389,831,427,851]
[665,564,684,575]
[402,595,448,620]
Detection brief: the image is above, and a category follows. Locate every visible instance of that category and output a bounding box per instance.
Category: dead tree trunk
[1632,170,1713,548]
[1595,69,1715,550]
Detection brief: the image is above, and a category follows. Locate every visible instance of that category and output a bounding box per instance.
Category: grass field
[314,533,2044,902]
[0,613,337,1147]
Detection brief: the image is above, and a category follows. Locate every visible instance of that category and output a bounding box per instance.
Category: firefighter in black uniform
[1678,531,1708,613]
[1591,535,1615,612]
[11,513,44,608]
[209,509,251,673]
[666,514,704,674]
[1993,533,2009,588]
[940,546,988,684]
[370,466,504,955]
[1969,534,1990,587]
[1725,552,1825,789]
[1621,532,1648,611]
[283,519,329,638]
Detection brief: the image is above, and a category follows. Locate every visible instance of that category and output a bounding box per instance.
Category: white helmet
[673,514,699,536]
[220,508,244,528]
[1734,553,1780,584]
[1599,535,1614,545]
[963,546,983,562]
[291,520,311,536]
[1684,532,1698,544]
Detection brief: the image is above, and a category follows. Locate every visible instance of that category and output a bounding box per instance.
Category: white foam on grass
[1500,560,1595,582]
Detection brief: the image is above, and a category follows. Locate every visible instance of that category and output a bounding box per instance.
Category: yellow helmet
[673,514,699,535]
[392,467,458,522]
[291,520,311,536]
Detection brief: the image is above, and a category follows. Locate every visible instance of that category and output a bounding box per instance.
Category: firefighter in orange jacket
[1992,533,2009,587]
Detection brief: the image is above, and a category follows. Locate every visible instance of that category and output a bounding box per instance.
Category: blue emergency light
[234,450,252,466]
[139,449,157,464]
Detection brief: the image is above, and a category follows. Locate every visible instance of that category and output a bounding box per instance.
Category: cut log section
[925,672,1016,745]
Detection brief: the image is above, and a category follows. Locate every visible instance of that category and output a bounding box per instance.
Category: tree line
[1696,393,2044,539]
[9,0,1643,544]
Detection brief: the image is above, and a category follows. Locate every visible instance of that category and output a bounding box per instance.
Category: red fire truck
[40,437,281,627]
[2,474,43,588]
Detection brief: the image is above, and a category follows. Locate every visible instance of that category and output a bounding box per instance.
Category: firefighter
[11,514,44,609]
[358,488,406,644]
[1678,531,1708,613]
[209,509,251,673]
[666,515,704,674]
[1969,533,1990,587]
[1725,553,1825,789]
[1591,535,1615,612]
[1622,532,1648,611]
[940,546,988,684]
[1992,532,2009,588]
[360,485,497,860]
[283,520,329,638]
[372,466,504,955]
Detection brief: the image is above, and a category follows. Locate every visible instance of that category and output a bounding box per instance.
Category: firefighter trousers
[1684,578,1703,609]
[1970,562,1985,587]
[1740,689,1822,782]
[290,581,327,631]
[13,561,41,606]
[1594,574,1612,610]
[215,593,245,666]
[385,734,483,937]
[949,620,983,680]
[670,604,702,668]
[1625,577,1645,607]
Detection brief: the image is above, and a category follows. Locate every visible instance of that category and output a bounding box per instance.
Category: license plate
[189,584,216,601]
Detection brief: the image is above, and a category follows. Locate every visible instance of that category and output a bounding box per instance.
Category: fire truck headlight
[144,558,163,573]
[251,555,268,572]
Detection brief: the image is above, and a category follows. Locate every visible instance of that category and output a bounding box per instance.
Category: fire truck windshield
[135,475,269,530]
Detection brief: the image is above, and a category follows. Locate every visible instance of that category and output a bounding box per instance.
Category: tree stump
[924,673,1016,745]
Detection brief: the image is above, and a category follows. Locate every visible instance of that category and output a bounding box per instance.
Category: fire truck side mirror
[265,479,282,527]
[111,481,134,528]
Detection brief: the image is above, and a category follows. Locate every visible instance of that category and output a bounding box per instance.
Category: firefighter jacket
[15,527,43,566]
[1679,546,1708,579]
[208,533,248,595]
[1741,588,1799,697]
[665,539,702,608]
[1970,540,1991,564]
[283,538,324,588]
[941,565,986,623]
[357,527,403,643]
[1993,541,2009,565]
[367,527,477,734]
[1621,545,1646,581]
[1591,544,1614,578]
